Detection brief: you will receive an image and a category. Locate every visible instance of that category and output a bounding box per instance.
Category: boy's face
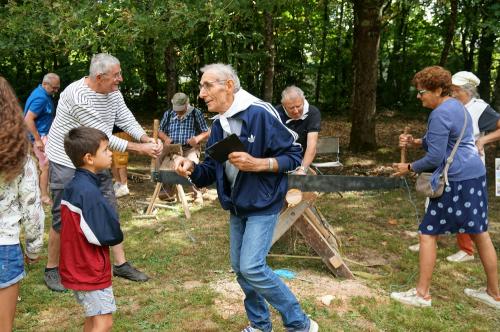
[89,140,112,171]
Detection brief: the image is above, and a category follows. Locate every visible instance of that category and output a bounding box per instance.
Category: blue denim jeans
[229,213,309,332]
[0,244,25,289]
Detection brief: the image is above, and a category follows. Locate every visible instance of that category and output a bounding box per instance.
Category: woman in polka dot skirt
[390,66,500,309]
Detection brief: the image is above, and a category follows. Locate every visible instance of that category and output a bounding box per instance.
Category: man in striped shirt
[44,53,162,291]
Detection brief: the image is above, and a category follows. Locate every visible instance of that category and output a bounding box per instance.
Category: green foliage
[0,0,498,112]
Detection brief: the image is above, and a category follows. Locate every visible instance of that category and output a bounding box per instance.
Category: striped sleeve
[113,93,147,142]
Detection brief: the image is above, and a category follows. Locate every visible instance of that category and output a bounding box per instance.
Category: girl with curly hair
[391,66,500,309]
[0,76,44,330]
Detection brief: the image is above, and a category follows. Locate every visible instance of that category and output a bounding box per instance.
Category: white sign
[496,158,500,196]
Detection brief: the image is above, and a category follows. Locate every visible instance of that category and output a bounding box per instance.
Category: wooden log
[285,189,303,206]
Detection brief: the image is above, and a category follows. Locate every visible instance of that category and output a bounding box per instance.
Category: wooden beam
[294,214,353,279]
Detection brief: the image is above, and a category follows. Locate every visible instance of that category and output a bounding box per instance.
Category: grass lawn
[14,115,500,331]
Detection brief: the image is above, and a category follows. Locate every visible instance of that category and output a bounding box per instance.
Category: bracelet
[268,158,274,171]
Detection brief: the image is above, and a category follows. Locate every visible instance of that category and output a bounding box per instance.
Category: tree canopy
[1,0,498,149]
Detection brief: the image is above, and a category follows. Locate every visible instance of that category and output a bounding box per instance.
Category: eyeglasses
[199,80,226,91]
[417,89,429,96]
[101,71,122,79]
[47,83,60,90]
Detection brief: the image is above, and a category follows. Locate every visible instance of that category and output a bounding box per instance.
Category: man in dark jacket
[175,64,318,332]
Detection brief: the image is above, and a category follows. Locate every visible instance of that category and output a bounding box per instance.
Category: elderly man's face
[98,64,123,94]
[43,78,60,96]
[198,71,232,114]
[282,96,304,120]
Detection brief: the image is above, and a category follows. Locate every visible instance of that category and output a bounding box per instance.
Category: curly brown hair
[412,66,452,97]
[0,76,29,182]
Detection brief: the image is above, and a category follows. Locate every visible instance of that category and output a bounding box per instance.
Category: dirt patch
[209,270,384,319]
[183,280,204,290]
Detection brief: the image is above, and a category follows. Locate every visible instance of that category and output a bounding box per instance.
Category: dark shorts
[0,244,25,289]
[49,162,117,232]
[420,176,488,235]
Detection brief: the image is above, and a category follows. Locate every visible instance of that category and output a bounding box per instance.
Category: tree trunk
[439,0,458,66]
[385,0,409,106]
[315,0,329,104]
[349,0,385,152]
[476,25,495,102]
[164,44,177,109]
[334,0,345,111]
[262,10,275,103]
[493,62,500,112]
[460,2,479,72]
[143,38,158,113]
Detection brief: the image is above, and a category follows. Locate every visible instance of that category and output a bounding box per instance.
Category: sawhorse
[272,190,354,279]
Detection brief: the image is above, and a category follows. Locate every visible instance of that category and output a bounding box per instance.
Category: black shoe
[113,262,149,282]
[44,268,66,292]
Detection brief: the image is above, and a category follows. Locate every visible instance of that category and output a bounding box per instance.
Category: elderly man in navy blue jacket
[175,64,318,332]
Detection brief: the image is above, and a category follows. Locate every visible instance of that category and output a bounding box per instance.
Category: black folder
[206,134,245,163]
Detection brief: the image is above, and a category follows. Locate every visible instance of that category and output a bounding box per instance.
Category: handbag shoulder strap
[443,105,468,184]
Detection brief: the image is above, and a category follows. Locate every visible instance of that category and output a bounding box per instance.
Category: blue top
[159,108,209,147]
[411,98,485,188]
[23,85,55,140]
[190,101,302,217]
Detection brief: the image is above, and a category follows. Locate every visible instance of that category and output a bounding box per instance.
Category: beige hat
[172,92,189,111]
[452,71,480,87]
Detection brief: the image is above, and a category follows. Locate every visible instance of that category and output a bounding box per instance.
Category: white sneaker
[464,288,500,309]
[390,288,432,307]
[241,326,272,332]
[408,243,420,252]
[309,318,319,332]
[447,250,474,263]
[115,184,130,198]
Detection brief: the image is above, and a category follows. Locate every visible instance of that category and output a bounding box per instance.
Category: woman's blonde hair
[0,76,29,182]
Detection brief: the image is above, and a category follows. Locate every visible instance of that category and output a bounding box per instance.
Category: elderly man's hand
[174,157,194,177]
[228,152,263,172]
[140,141,163,158]
[187,136,198,147]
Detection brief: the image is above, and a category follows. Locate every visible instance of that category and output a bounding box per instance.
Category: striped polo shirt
[46,77,146,168]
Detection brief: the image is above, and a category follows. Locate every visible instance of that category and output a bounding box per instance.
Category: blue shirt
[411,98,485,186]
[23,85,55,140]
[159,108,209,146]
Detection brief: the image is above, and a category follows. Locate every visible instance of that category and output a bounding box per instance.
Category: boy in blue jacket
[60,127,123,332]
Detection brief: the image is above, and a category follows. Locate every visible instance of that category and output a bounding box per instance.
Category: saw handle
[152,119,160,171]
[400,126,410,163]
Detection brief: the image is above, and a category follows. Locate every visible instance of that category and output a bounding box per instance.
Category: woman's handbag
[415,172,445,198]
[415,106,468,198]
